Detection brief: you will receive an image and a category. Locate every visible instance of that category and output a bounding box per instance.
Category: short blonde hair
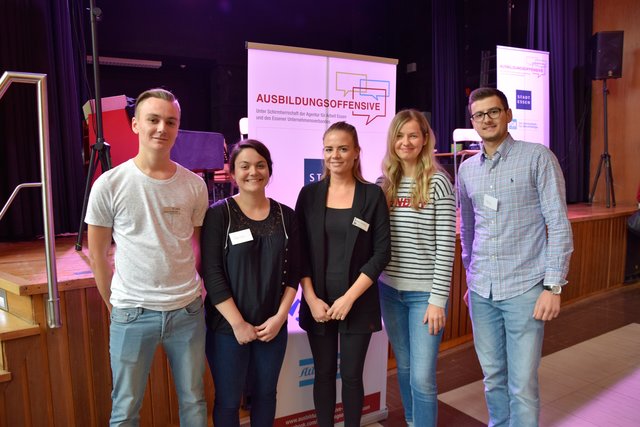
[134,88,181,117]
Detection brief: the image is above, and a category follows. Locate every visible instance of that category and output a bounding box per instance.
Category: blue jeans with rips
[379,281,445,427]
[109,297,207,427]
[206,325,288,427]
[469,283,545,427]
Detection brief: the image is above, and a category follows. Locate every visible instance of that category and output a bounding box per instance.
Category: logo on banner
[515,90,532,110]
[298,354,342,388]
[298,357,315,387]
[509,118,518,130]
[304,159,323,185]
[334,72,391,125]
[253,74,392,127]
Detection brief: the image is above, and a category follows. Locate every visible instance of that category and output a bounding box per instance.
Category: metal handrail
[0,71,61,328]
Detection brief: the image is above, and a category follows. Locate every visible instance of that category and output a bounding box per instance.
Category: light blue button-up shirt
[458,135,573,301]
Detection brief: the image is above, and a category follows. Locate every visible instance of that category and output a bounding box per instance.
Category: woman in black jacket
[295,121,390,427]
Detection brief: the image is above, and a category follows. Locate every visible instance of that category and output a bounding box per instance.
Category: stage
[0,203,637,426]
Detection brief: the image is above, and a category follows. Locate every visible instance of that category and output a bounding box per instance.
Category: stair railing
[0,71,61,328]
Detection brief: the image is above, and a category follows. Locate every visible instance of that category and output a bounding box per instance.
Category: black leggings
[307,321,372,427]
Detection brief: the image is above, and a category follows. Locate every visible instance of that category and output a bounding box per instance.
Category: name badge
[229,228,253,245]
[484,194,498,211]
[352,217,370,232]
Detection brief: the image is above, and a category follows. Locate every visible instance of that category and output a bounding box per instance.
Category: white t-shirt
[85,159,209,310]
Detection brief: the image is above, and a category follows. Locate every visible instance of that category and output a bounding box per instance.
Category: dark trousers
[206,326,287,427]
[307,321,372,427]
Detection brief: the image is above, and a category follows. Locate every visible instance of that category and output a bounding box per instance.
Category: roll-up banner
[497,45,550,147]
[247,42,398,208]
[246,42,396,426]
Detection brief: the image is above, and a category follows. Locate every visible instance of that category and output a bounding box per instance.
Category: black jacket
[295,178,391,334]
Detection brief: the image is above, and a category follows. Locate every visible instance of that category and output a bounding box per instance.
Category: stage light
[239,117,249,139]
[86,55,162,69]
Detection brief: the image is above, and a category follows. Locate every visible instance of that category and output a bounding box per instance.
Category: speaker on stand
[588,31,624,208]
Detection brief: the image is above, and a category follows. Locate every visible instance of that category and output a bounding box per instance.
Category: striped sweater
[378,172,457,307]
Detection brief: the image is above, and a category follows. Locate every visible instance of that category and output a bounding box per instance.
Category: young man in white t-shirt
[86,88,209,426]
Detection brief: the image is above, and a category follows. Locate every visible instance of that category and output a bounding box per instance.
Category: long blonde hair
[380,109,442,209]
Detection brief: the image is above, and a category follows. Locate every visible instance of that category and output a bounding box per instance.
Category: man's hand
[88,224,114,311]
[533,291,561,321]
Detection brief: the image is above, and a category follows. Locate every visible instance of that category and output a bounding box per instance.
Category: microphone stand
[75,0,112,250]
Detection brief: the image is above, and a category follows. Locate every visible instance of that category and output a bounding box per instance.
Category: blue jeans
[469,284,544,427]
[109,297,207,427]
[206,325,288,427]
[379,281,444,427]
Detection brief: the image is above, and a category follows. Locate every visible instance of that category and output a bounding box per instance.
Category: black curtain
[430,1,465,154]
[0,0,87,240]
[527,0,593,203]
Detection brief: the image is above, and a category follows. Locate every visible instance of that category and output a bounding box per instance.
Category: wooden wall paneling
[0,382,7,427]
[139,384,154,427]
[575,220,609,296]
[443,253,455,342]
[2,336,52,426]
[205,364,214,420]
[448,241,463,340]
[609,216,628,287]
[563,222,584,303]
[458,249,471,338]
[441,239,473,350]
[166,354,180,425]
[144,347,173,425]
[33,295,75,426]
[455,240,471,339]
[85,287,112,425]
[64,289,96,426]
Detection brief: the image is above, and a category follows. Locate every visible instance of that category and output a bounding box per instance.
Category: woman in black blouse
[201,139,300,427]
[295,122,390,427]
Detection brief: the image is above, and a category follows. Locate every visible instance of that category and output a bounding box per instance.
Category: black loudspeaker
[592,31,624,80]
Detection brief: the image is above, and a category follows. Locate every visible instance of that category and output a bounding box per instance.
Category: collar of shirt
[481,134,515,164]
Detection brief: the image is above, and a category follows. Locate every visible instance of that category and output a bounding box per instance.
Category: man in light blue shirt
[458,87,573,427]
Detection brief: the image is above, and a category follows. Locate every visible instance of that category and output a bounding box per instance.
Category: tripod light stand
[588,79,616,208]
[75,0,112,250]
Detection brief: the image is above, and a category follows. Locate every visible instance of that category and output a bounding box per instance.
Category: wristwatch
[543,285,562,295]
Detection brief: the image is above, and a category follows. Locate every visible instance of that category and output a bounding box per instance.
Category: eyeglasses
[470,108,503,123]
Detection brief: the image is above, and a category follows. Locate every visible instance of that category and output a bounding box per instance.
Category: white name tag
[229,228,253,245]
[484,194,498,211]
[352,217,370,232]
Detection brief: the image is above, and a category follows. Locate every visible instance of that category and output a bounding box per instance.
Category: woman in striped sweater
[377,109,457,427]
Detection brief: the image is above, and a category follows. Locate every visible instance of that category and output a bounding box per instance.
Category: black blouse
[324,207,351,300]
[201,197,300,334]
